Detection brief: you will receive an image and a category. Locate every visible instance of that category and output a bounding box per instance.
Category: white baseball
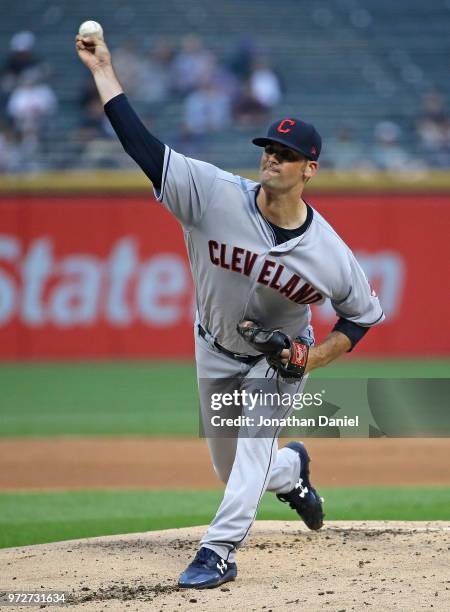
[78,20,104,40]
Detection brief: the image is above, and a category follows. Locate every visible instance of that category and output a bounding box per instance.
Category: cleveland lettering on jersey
[208,240,323,305]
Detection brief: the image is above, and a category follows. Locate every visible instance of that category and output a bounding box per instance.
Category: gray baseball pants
[195,328,307,562]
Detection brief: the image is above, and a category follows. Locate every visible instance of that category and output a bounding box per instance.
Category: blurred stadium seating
[0,0,449,171]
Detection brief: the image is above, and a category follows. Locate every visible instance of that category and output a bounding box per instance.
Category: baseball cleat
[178,547,237,589]
[277,441,324,530]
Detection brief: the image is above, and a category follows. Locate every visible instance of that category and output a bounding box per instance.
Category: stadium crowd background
[1,0,449,174]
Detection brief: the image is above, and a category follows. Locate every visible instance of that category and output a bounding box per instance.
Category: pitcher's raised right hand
[75,35,112,74]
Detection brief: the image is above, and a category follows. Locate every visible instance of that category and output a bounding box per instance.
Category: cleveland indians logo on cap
[277,119,296,134]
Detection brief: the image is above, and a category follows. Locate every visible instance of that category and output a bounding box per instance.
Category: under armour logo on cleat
[217,559,228,574]
[294,478,309,498]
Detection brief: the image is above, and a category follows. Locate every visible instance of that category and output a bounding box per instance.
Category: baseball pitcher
[76,30,384,589]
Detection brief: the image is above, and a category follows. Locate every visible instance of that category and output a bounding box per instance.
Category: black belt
[197,324,264,366]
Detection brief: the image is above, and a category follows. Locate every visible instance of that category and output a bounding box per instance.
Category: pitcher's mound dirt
[1,521,449,611]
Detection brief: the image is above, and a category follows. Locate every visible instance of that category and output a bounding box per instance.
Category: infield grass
[0,360,448,436]
[0,486,449,549]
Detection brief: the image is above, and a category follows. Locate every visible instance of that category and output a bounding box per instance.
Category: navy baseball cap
[253,117,322,161]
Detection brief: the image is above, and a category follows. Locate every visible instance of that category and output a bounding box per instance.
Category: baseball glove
[236,320,309,379]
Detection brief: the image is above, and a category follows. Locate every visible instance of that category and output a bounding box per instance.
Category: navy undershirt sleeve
[332,317,370,351]
[104,93,165,189]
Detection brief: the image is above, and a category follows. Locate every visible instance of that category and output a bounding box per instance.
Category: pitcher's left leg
[200,363,304,561]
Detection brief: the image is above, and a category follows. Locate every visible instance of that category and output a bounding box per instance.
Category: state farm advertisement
[0,193,449,359]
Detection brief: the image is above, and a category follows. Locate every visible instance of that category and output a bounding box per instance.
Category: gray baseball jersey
[155,146,384,352]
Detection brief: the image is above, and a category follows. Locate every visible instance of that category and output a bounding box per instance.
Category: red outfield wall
[0,193,449,359]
